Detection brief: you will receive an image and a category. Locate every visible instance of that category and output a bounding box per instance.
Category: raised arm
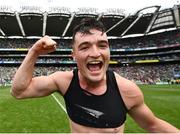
[115,73,180,133]
[11,36,58,99]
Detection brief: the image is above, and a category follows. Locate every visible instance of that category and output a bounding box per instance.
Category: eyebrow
[78,41,91,49]
[78,40,109,48]
[98,40,109,45]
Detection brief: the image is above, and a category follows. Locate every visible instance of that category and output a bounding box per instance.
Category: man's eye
[100,45,106,48]
[99,44,108,49]
[80,47,88,50]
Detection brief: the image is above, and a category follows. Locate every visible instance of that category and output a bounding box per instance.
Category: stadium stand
[0,5,179,85]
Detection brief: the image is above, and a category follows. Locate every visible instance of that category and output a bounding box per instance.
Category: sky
[0,0,179,14]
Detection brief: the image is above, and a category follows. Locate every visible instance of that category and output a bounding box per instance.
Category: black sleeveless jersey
[63,69,128,128]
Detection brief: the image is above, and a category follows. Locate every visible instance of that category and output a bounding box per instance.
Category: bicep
[20,75,57,98]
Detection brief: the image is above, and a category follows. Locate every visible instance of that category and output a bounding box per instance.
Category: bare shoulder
[50,70,74,95]
[114,72,144,110]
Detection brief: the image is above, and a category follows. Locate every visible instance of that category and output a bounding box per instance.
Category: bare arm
[129,102,180,132]
[115,73,180,132]
[11,36,58,99]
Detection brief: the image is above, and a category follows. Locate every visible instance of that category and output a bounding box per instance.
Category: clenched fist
[30,35,57,56]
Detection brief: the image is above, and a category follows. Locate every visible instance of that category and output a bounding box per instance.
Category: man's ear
[71,50,76,61]
[73,57,76,61]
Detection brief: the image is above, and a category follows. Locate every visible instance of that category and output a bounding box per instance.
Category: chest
[64,86,127,128]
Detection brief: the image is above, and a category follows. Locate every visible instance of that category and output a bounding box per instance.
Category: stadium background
[0,1,180,133]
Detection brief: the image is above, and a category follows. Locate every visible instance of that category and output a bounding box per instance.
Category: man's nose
[89,46,101,57]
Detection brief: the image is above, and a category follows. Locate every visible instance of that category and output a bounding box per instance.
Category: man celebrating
[11,18,180,133]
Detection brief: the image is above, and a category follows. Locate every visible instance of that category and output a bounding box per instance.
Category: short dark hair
[72,18,106,44]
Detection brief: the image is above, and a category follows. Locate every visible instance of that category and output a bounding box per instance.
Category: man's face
[72,29,110,83]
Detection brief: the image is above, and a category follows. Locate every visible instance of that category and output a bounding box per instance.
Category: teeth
[88,61,101,64]
[87,61,103,72]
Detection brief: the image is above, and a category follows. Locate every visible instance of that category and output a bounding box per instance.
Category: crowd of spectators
[0,54,178,64]
[0,29,179,85]
[109,29,180,49]
[0,66,75,85]
[0,29,179,49]
[0,64,179,85]
[112,64,178,84]
[111,54,179,63]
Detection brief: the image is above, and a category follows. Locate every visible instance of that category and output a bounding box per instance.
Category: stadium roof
[0,4,179,39]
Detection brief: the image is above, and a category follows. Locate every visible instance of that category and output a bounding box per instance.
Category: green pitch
[0,84,179,133]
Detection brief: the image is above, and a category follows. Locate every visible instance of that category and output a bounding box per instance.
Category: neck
[78,73,106,92]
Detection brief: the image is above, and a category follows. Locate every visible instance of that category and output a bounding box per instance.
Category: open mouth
[87,61,103,72]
